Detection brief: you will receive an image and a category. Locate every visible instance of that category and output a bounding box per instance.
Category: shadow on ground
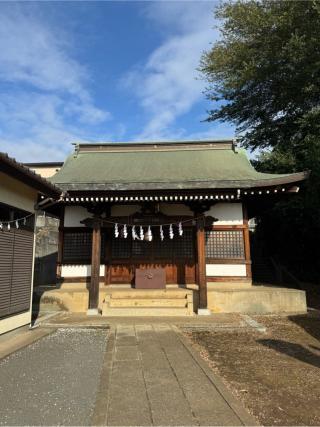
[257,338,320,369]
[288,313,320,341]
[257,312,320,369]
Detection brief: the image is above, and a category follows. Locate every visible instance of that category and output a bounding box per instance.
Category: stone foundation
[207,285,307,314]
[34,283,307,315]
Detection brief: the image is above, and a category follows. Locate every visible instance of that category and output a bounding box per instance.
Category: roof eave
[54,171,309,193]
[24,162,64,168]
[0,153,62,198]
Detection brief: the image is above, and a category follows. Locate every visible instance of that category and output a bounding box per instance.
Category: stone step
[102,288,194,316]
[109,293,189,300]
[108,298,188,308]
[101,306,193,317]
[107,290,191,299]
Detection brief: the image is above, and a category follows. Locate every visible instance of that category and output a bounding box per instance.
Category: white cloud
[0,7,85,97]
[0,92,81,161]
[0,5,111,161]
[63,102,112,125]
[123,1,221,140]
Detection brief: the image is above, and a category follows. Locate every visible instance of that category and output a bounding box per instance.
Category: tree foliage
[201,1,320,281]
[200,0,320,150]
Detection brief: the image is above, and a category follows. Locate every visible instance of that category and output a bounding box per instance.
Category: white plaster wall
[206,264,246,277]
[159,203,193,216]
[61,265,105,277]
[0,311,32,335]
[111,205,140,216]
[30,166,61,178]
[0,172,37,212]
[205,203,243,225]
[64,206,93,227]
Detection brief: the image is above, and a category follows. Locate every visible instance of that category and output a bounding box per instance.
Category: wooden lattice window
[173,229,194,259]
[112,237,131,258]
[205,230,245,259]
[63,231,105,263]
[152,229,175,259]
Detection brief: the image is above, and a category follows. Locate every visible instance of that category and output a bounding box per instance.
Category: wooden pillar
[242,203,252,279]
[88,218,101,314]
[56,205,65,281]
[196,216,208,311]
[104,230,112,286]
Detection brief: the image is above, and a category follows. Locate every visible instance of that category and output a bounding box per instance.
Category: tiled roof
[50,140,308,192]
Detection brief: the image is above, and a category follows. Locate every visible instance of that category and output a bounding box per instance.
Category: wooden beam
[196,216,207,309]
[88,217,101,313]
[207,276,251,282]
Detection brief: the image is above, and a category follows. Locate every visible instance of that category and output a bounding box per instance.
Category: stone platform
[34,283,307,315]
[207,284,307,314]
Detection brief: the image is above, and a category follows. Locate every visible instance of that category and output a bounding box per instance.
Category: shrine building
[34,139,308,316]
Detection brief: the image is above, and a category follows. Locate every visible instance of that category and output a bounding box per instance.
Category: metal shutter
[0,230,14,317]
[0,228,34,318]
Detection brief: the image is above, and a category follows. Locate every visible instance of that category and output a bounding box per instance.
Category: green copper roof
[51,141,307,192]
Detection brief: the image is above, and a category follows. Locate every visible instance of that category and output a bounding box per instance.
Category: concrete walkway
[92,324,257,426]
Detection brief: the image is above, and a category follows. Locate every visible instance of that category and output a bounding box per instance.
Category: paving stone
[115,335,138,346]
[137,329,194,423]
[115,325,136,336]
[107,360,152,426]
[114,345,139,361]
[96,323,256,426]
[157,329,242,425]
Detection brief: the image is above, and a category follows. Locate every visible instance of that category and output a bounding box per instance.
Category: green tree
[200,0,320,150]
[200,0,320,282]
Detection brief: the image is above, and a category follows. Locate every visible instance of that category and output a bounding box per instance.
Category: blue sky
[0,1,234,162]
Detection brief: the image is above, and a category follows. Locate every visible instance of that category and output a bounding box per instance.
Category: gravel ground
[0,328,108,426]
[186,312,320,426]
